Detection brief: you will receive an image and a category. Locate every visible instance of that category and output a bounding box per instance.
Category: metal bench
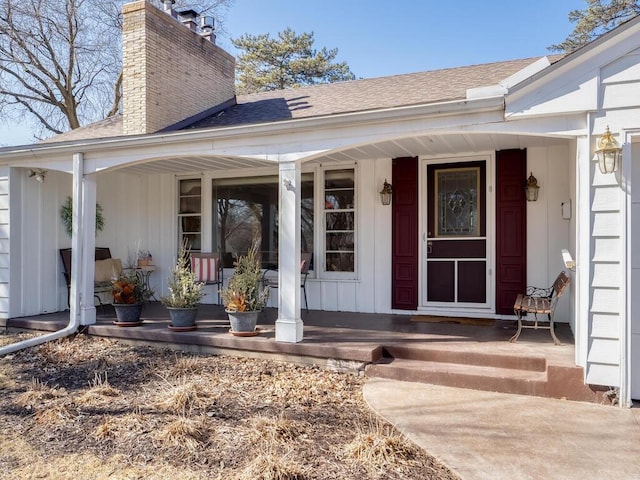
[510,271,570,345]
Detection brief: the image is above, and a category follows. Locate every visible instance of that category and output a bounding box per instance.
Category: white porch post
[69,153,97,326]
[275,160,303,343]
[69,153,84,326]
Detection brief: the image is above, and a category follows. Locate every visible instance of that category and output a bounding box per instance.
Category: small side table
[136,265,157,300]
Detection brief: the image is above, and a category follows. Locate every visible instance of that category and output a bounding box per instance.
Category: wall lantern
[380,179,393,205]
[28,168,47,183]
[525,172,539,202]
[594,126,622,174]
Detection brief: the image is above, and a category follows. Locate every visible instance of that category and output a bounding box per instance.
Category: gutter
[0,96,506,162]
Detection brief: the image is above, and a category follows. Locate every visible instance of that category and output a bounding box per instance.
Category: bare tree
[0,0,232,139]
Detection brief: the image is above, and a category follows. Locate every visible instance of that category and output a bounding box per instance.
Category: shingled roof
[187,57,550,130]
[41,56,560,144]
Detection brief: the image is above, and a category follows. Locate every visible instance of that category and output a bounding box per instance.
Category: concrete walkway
[364,379,640,480]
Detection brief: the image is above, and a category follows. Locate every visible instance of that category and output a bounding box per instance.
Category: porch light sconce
[380,179,393,205]
[594,126,622,174]
[282,178,294,192]
[28,168,47,183]
[525,172,539,202]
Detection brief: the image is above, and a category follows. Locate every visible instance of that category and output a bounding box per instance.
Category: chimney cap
[177,9,198,20]
[200,16,214,30]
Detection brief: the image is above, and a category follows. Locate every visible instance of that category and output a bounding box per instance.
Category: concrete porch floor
[2,303,602,402]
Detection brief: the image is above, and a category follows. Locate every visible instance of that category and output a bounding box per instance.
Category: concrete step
[381,344,547,372]
[366,357,549,397]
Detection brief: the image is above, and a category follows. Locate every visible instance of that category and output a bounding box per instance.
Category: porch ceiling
[312,132,572,165]
[115,132,571,175]
[120,155,275,175]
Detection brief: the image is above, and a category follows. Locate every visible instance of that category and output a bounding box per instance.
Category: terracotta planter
[227,310,259,334]
[113,303,143,325]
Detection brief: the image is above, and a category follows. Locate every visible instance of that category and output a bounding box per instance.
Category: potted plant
[137,248,153,266]
[220,241,269,336]
[161,242,205,331]
[111,270,152,326]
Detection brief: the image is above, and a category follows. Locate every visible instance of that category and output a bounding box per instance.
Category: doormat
[411,315,495,327]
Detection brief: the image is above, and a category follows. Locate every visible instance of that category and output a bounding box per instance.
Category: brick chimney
[122,1,235,135]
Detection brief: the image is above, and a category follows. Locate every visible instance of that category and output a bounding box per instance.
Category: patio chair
[60,247,120,307]
[510,271,570,345]
[262,252,312,312]
[190,252,223,304]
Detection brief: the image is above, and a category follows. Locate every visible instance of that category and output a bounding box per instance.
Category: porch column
[69,153,84,327]
[70,152,97,326]
[275,160,303,343]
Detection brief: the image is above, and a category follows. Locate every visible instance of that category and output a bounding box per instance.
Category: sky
[0,0,586,147]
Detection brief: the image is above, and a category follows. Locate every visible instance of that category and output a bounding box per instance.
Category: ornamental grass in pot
[161,242,205,330]
[112,270,152,325]
[220,242,269,335]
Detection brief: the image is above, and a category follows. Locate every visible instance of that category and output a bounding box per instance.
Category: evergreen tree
[232,28,355,94]
[550,0,640,52]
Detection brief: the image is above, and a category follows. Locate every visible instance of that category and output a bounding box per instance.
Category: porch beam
[275,160,303,343]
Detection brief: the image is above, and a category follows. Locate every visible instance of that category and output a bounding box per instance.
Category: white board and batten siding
[525,145,572,324]
[266,157,392,313]
[95,171,176,305]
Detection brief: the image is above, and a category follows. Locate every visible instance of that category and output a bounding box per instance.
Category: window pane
[178,179,202,251]
[180,197,201,214]
[213,174,314,261]
[325,191,354,210]
[326,232,354,251]
[183,234,201,251]
[325,212,354,231]
[181,216,201,233]
[326,253,354,272]
[180,179,201,196]
[436,168,480,237]
[325,169,354,189]
[323,168,355,273]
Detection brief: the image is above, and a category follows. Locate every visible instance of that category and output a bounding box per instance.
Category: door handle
[427,241,433,254]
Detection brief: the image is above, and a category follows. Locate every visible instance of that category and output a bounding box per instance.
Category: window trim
[177,176,203,252]
[320,164,358,280]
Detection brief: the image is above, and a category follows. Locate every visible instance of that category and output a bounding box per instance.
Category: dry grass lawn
[0,332,459,480]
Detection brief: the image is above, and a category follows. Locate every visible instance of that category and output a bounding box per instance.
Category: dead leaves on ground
[0,334,460,480]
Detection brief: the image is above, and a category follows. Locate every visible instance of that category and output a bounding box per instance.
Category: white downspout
[0,153,84,356]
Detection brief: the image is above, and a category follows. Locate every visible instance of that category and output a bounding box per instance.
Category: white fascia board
[0,96,505,167]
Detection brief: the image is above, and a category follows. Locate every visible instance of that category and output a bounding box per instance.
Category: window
[434,167,480,237]
[324,168,355,272]
[213,174,314,266]
[178,178,202,250]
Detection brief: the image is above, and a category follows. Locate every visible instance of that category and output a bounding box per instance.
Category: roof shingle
[41,56,559,144]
